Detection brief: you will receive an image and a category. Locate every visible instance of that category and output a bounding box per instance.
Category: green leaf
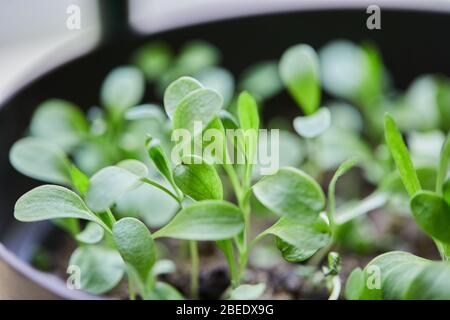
[384,113,421,197]
[146,282,184,300]
[14,185,106,228]
[238,91,260,163]
[328,158,359,218]
[132,41,173,81]
[115,182,178,228]
[410,191,450,243]
[125,104,166,121]
[75,222,104,244]
[196,67,235,106]
[113,217,156,284]
[154,200,244,240]
[293,107,330,138]
[163,76,203,119]
[279,44,320,114]
[9,137,71,185]
[69,246,124,294]
[444,179,450,204]
[239,60,282,102]
[405,262,450,299]
[253,167,325,223]
[152,259,176,276]
[173,156,223,201]
[319,40,381,103]
[350,251,450,300]
[229,283,266,300]
[100,66,144,113]
[344,268,365,300]
[176,40,220,74]
[30,99,88,150]
[117,159,149,177]
[172,88,223,137]
[69,165,90,196]
[146,137,178,191]
[265,217,331,262]
[86,163,147,212]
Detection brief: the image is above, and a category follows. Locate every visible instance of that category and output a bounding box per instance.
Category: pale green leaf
[154,200,244,240]
[9,137,71,184]
[293,107,330,138]
[196,67,234,106]
[264,217,331,262]
[86,165,145,212]
[30,99,88,150]
[101,66,144,113]
[229,283,266,300]
[75,222,104,244]
[279,44,320,114]
[14,185,106,228]
[69,246,124,294]
[113,217,156,283]
[172,88,223,137]
[253,167,325,223]
[163,76,203,119]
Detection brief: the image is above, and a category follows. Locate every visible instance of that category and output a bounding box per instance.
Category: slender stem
[141,177,182,204]
[335,191,388,225]
[105,208,117,227]
[328,276,341,300]
[128,277,136,300]
[223,163,243,201]
[222,240,239,288]
[189,240,199,299]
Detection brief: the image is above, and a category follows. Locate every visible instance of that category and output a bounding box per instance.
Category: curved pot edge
[0,243,104,300]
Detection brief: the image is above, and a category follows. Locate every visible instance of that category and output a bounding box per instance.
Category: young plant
[345,114,450,300]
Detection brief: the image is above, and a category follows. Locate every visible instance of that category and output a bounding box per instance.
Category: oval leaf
[229,283,266,300]
[9,137,71,184]
[173,156,223,201]
[164,76,203,119]
[14,185,106,228]
[101,66,144,113]
[30,99,88,150]
[253,167,325,223]
[75,222,104,244]
[154,200,244,240]
[293,107,331,138]
[113,217,156,283]
[265,217,331,262]
[279,44,320,115]
[86,165,146,212]
[69,246,124,295]
[410,191,450,243]
[172,88,223,137]
[350,251,450,300]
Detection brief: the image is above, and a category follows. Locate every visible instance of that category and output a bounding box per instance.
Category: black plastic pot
[1,3,449,299]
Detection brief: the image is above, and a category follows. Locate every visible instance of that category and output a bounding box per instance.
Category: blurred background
[1,0,449,104]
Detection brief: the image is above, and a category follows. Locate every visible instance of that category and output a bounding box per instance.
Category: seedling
[345,114,450,299]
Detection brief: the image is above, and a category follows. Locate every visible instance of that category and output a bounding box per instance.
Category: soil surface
[37,208,438,300]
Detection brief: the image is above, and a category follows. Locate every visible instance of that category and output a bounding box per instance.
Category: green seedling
[345,114,450,299]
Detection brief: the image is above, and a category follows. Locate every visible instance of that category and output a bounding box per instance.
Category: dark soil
[37,208,439,300]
